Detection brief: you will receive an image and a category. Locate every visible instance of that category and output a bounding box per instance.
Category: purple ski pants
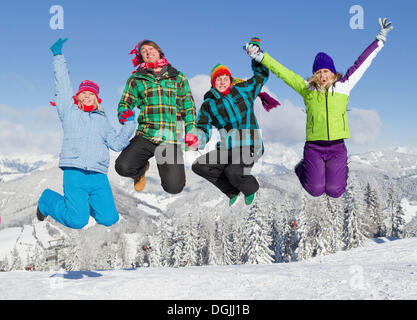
[295,140,348,198]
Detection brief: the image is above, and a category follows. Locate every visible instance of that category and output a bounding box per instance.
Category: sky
[0,0,416,157]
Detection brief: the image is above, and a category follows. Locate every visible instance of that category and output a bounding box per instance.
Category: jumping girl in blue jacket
[36,38,136,229]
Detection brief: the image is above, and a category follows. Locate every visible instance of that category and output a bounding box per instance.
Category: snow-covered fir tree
[9,246,22,271]
[222,217,237,265]
[392,201,406,238]
[196,215,209,266]
[297,194,318,260]
[244,198,274,264]
[147,233,162,267]
[0,257,9,272]
[386,182,397,236]
[342,181,367,250]
[31,244,49,271]
[206,217,220,265]
[273,198,297,263]
[115,234,130,269]
[158,216,174,267]
[171,219,186,267]
[364,183,383,237]
[181,211,198,267]
[326,195,344,252]
[62,233,81,271]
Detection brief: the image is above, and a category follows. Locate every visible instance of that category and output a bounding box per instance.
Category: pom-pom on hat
[248,37,261,47]
[312,52,337,75]
[129,39,149,67]
[210,64,233,88]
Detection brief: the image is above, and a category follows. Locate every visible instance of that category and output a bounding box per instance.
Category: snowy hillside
[0,236,416,300]
[0,154,58,182]
[1,146,417,279]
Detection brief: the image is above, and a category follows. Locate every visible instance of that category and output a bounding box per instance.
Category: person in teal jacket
[246,18,393,198]
[37,38,136,229]
[191,56,269,207]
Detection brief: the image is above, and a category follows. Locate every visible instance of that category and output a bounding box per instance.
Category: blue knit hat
[312,52,337,74]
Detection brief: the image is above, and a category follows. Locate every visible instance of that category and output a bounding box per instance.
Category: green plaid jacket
[118,65,196,145]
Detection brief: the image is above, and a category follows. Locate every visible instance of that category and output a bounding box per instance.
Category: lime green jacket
[261,40,384,141]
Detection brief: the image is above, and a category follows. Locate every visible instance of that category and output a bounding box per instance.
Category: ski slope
[0,237,416,300]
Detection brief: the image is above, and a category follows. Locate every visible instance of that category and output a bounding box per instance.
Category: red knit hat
[74,80,102,103]
[210,64,233,88]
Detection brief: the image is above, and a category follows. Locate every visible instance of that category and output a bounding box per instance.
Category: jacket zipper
[325,90,330,140]
[312,115,314,134]
[85,112,93,170]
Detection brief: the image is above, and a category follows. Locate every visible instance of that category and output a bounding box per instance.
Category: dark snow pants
[115,135,185,194]
[295,140,348,198]
[191,147,259,199]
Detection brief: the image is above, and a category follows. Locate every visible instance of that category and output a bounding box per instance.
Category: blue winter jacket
[53,55,135,174]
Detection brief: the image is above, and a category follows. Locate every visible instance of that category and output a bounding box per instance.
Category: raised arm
[246,41,307,96]
[51,38,74,118]
[339,18,393,91]
[235,59,269,100]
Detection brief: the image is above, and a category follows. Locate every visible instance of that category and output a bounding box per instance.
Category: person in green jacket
[115,39,197,194]
[246,18,393,198]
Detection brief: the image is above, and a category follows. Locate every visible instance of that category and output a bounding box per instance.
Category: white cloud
[254,93,306,145]
[188,74,211,111]
[0,104,62,157]
[348,107,381,144]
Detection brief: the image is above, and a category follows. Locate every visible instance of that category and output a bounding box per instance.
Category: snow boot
[36,206,47,222]
[294,159,304,176]
[229,194,239,207]
[244,193,256,206]
[134,161,150,192]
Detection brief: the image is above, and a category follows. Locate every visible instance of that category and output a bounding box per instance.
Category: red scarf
[72,96,96,112]
[139,58,169,70]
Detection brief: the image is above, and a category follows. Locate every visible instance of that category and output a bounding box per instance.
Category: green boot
[244,193,256,205]
[229,194,239,207]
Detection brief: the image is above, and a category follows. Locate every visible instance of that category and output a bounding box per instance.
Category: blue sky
[0,0,416,156]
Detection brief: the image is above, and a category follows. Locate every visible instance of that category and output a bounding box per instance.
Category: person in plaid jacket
[115,39,197,193]
[191,44,269,207]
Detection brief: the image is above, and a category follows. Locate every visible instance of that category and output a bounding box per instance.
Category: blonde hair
[76,94,102,111]
[307,71,343,91]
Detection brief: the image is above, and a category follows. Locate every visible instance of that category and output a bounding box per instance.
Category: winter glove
[376,18,393,43]
[50,38,68,56]
[184,132,199,150]
[118,109,135,124]
[245,43,264,63]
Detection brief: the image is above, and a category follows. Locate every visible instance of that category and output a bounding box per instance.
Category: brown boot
[134,161,150,192]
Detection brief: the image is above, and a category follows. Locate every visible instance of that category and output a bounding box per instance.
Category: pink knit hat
[75,80,102,103]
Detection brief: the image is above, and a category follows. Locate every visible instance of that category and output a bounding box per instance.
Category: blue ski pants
[38,167,119,229]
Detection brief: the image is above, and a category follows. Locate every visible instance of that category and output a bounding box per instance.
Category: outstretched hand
[119,109,135,124]
[184,132,199,151]
[376,18,393,43]
[245,43,264,63]
[50,38,68,56]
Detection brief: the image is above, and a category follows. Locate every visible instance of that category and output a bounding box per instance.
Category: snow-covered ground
[1,237,416,300]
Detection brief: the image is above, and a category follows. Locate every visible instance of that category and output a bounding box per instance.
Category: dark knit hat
[312,52,337,75]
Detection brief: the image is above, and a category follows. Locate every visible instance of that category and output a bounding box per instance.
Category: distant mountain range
[1,144,417,266]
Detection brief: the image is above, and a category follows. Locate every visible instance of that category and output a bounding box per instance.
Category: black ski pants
[115,135,185,194]
[191,147,259,199]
